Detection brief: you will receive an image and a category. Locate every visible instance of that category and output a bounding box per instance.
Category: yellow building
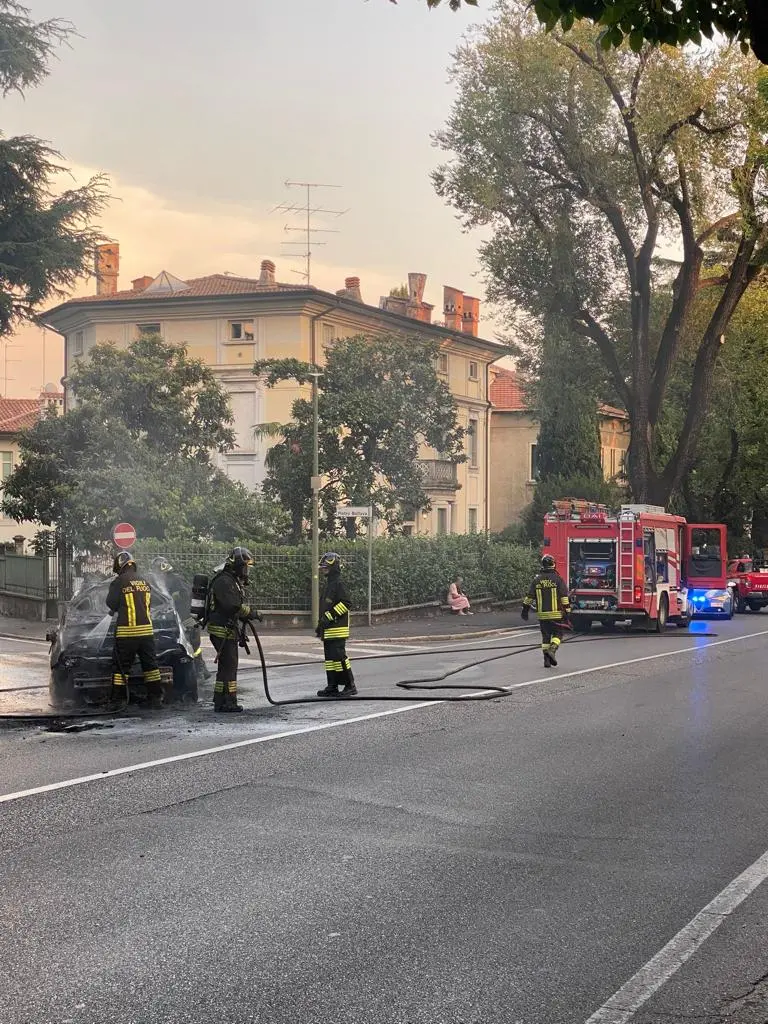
[488,368,630,532]
[0,392,62,551]
[43,247,504,535]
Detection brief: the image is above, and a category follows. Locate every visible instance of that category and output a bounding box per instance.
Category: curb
[364,625,533,644]
[0,632,49,643]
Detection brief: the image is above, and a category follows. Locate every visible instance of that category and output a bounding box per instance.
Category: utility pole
[271,181,347,285]
[308,367,324,627]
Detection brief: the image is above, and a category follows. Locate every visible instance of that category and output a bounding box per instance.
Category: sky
[1,0,498,399]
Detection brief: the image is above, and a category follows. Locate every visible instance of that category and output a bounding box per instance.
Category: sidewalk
[0,608,521,644]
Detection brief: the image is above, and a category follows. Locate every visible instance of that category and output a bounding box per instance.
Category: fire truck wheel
[655,595,669,633]
[748,601,763,613]
[736,596,747,614]
[572,619,592,633]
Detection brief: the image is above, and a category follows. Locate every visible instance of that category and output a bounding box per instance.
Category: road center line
[583,847,768,1023]
[2,628,767,806]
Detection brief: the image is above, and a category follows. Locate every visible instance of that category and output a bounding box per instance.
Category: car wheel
[655,594,669,633]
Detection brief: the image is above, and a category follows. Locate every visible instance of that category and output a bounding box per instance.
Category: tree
[254,333,466,537]
[434,3,768,506]
[406,0,768,66]
[525,319,605,481]
[0,1,107,336]
[1,336,289,546]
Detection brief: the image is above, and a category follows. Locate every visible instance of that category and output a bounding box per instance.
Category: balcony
[419,459,458,492]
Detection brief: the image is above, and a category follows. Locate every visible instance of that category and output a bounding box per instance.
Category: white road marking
[268,650,322,660]
[2,628,766,806]
[583,848,768,1023]
[347,642,422,654]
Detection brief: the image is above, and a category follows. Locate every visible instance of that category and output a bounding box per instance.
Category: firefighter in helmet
[315,552,356,698]
[206,546,260,712]
[106,551,163,707]
[521,553,571,668]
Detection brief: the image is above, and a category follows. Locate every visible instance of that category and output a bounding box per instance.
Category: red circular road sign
[112,522,136,549]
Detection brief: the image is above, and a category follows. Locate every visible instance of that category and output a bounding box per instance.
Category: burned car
[48,571,202,708]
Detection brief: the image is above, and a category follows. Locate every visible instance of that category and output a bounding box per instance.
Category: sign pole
[368,503,373,626]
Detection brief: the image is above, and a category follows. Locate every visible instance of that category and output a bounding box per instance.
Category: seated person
[448,576,473,615]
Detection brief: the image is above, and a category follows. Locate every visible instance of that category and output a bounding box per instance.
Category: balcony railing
[419,459,458,490]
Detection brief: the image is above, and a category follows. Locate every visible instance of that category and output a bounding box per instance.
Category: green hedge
[133,535,539,612]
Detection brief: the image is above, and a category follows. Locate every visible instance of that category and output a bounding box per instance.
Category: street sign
[336,505,371,518]
[112,522,136,549]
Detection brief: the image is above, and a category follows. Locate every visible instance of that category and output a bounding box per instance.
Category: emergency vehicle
[543,500,729,631]
[727,555,768,613]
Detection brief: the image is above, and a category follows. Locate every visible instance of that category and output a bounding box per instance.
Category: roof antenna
[271,180,348,285]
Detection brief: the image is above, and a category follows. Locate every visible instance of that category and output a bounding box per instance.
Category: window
[468,360,478,380]
[1,451,12,480]
[468,417,478,468]
[72,331,83,356]
[137,323,161,337]
[437,352,449,376]
[322,323,335,345]
[437,507,448,535]
[468,507,478,533]
[229,320,254,342]
[529,443,539,482]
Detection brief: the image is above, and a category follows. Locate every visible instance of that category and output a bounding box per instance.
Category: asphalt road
[2,617,768,1023]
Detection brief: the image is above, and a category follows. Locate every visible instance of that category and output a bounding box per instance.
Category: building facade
[488,368,630,532]
[0,391,63,550]
[43,247,504,536]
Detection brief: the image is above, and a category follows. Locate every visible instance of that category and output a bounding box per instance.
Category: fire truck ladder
[619,513,636,606]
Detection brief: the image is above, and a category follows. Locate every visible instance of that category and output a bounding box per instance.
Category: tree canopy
[1,336,288,547]
[254,333,465,538]
[0,1,107,336]
[434,2,768,505]
[412,0,768,65]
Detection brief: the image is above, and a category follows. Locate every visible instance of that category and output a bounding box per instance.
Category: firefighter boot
[341,666,357,697]
[543,651,552,668]
[548,644,558,668]
[317,666,341,697]
[213,680,226,711]
[220,682,243,713]
[111,680,128,708]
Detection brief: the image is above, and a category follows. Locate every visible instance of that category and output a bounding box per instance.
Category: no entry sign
[112,522,136,549]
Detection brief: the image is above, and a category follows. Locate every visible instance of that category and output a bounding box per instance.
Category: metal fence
[0,550,50,599]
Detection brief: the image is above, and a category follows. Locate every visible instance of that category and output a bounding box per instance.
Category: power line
[271,180,347,284]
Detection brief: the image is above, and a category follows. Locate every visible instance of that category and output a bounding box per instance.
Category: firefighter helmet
[226,546,254,579]
[113,550,136,574]
[540,554,556,570]
[150,556,173,573]
[319,551,341,575]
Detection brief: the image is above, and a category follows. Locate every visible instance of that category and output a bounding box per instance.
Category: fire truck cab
[543,500,729,631]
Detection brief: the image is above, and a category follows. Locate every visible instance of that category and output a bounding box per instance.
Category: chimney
[343,276,363,302]
[408,273,427,305]
[259,259,276,287]
[132,275,153,293]
[95,242,119,296]
[443,286,464,331]
[462,295,480,337]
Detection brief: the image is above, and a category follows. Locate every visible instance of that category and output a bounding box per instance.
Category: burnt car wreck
[48,571,203,709]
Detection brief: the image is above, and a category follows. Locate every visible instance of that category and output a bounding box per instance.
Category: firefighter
[106,551,163,707]
[521,554,571,668]
[315,552,357,698]
[206,546,260,712]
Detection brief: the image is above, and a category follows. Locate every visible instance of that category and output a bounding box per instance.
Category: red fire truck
[543,500,729,631]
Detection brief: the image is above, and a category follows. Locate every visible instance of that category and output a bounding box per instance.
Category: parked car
[48,572,200,708]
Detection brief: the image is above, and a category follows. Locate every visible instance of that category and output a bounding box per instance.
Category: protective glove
[315,622,324,639]
[249,609,264,623]
[521,605,529,621]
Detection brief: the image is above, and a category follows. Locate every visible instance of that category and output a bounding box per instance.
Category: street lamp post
[309,369,323,627]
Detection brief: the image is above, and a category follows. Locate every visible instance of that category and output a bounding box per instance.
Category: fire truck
[543,500,729,631]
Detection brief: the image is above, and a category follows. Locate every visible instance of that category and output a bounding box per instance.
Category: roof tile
[73,273,312,304]
[0,398,42,433]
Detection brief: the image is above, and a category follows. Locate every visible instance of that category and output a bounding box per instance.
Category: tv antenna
[0,339,21,396]
[271,180,347,284]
